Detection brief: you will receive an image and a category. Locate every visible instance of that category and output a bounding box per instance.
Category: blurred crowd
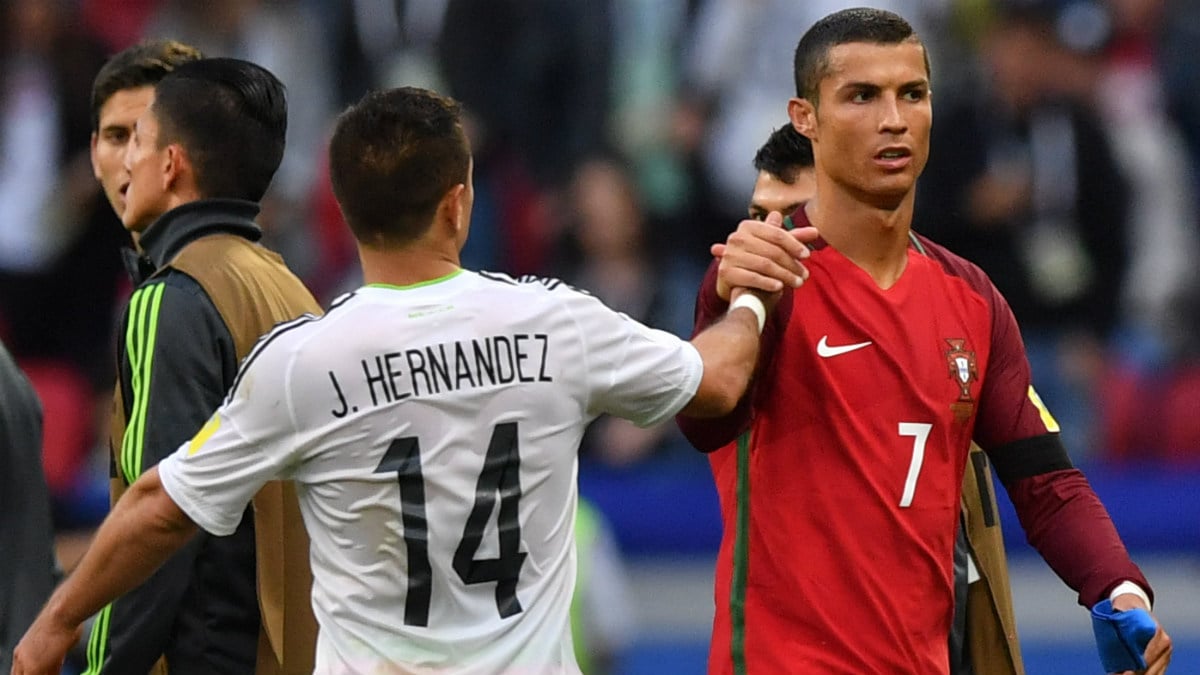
[1,0,1199,530]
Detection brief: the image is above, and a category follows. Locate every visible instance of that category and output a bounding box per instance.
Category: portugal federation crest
[944,338,978,419]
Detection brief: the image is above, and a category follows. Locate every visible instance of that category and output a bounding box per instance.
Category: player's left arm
[973,287,1171,673]
[10,466,197,675]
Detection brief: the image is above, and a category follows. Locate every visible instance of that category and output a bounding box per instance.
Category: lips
[875,146,910,159]
[874,146,912,170]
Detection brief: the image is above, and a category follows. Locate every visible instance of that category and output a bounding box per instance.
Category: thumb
[764,210,785,228]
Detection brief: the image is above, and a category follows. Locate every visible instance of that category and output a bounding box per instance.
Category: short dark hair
[90,40,203,132]
[152,57,288,202]
[328,87,471,248]
[753,125,814,183]
[793,7,929,104]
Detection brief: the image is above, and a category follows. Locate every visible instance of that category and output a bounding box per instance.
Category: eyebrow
[840,78,929,92]
[748,202,803,220]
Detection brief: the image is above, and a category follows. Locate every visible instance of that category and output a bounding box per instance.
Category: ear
[162,144,186,192]
[89,132,102,180]
[788,97,818,142]
[438,183,468,234]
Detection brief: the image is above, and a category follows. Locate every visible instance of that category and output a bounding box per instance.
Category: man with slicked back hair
[678,8,1170,675]
[79,52,319,675]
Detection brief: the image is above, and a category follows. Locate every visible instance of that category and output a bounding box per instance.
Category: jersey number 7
[374,422,527,627]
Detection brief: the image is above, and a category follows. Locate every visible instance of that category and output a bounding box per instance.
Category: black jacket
[91,200,272,675]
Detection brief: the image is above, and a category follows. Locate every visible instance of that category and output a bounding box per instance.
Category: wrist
[44,593,82,632]
[1109,581,1151,611]
[729,293,766,334]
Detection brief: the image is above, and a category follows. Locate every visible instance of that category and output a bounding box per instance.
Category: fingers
[717,219,812,294]
[762,210,785,228]
[736,216,812,262]
[789,225,821,246]
[719,263,790,295]
[1142,627,1173,675]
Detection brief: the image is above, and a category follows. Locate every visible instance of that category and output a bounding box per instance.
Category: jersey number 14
[374,422,527,627]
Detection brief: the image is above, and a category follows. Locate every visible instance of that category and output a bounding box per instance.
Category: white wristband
[729,293,767,334]
[1109,581,1152,609]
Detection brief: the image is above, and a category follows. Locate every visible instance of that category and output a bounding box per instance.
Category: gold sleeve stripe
[1027,385,1061,433]
[188,415,221,456]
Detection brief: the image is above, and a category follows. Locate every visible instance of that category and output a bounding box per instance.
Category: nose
[879,93,907,135]
[122,136,135,172]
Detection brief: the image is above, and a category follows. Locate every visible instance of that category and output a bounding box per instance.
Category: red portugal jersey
[703,230,1064,674]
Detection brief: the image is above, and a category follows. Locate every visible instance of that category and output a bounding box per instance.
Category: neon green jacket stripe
[120,288,146,484]
[122,283,165,484]
[83,603,112,674]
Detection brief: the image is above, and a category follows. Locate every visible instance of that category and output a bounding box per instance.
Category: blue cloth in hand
[1091,598,1156,672]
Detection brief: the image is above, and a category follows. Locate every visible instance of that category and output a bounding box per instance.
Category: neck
[163,185,204,215]
[358,241,461,287]
[807,181,915,289]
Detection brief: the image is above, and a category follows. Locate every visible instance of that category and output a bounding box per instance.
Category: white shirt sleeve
[558,287,703,427]
[158,333,303,536]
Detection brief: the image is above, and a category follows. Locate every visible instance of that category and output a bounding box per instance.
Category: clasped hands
[714,211,819,308]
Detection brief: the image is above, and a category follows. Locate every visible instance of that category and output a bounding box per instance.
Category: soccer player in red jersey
[745,124,1023,675]
[677,8,1172,675]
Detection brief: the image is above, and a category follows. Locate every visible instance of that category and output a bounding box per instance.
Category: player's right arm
[677,289,774,418]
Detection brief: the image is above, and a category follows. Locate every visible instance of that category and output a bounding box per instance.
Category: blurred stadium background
[1,0,1197,673]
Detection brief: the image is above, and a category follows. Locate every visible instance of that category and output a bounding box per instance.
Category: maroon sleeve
[973,275,1151,607]
[1006,468,1151,607]
[674,259,789,452]
[972,280,1052,450]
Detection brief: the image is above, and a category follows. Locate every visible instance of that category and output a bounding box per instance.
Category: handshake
[714,211,819,321]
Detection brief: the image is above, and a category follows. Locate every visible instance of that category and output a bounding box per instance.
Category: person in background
[571,498,634,675]
[83,52,320,675]
[0,0,126,508]
[0,339,57,674]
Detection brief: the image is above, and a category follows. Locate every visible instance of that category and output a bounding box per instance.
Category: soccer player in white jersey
[11,87,819,675]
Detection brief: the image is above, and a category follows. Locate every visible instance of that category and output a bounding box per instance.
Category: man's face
[796,40,931,208]
[91,86,154,219]
[121,101,172,233]
[748,167,816,221]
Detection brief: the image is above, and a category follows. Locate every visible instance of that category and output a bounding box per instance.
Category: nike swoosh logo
[817,335,873,358]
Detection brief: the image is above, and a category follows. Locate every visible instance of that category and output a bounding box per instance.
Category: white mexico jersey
[158,269,703,675]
